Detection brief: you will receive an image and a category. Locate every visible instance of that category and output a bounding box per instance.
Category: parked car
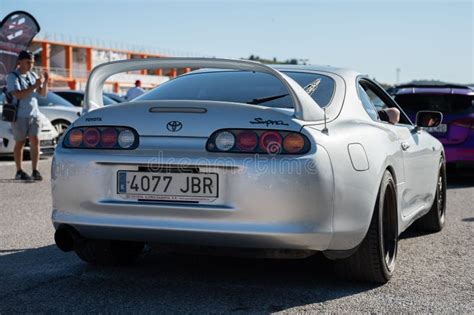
[0,106,58,156]
[52,58,446,284]
[104,92,126,103]
[0,92,81,140]
[391,84,473,166]
[53,90,117,107]
[36,92,81,138]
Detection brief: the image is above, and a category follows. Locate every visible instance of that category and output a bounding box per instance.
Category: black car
[53,90,118,107]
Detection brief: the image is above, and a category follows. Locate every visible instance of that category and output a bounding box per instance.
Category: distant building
[28,39,191,94]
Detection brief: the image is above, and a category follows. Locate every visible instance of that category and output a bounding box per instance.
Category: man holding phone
[6,50,49,180]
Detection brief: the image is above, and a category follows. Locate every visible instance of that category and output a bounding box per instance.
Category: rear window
[395,94,474,114]
[135,71,335,108]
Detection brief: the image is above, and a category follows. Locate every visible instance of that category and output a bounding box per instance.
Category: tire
[335,170,398,283]
[415,159,446,232]
[74,239,144,265]
[52,120,70,140]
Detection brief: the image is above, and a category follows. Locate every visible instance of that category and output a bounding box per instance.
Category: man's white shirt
[126,87,145,100]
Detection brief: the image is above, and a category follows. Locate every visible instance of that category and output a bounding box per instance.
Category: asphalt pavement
[0,157,473,313]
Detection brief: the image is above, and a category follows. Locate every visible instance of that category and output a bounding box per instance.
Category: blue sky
[1,0,472,84]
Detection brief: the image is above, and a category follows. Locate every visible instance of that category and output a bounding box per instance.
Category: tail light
[101,127,118,148]
[259,131,282,154]
[117,129,135,148]
[63,126,138,149]
[452,119,474,129]
[83,128,101,147]
[283,133,306,153]
[236,130,258,151]
[68,129,83,147]
[214,131,235,151]
[207,129,310,154]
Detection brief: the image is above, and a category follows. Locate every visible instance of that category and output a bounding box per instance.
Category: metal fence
[35,33,213,58]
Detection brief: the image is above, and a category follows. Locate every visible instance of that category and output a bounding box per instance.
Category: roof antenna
[322,107,328,134]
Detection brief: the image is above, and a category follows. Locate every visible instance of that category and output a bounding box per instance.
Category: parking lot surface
[0,157,473,313]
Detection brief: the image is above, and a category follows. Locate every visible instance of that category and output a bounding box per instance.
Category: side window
[61,93,79,106]
[361,80,413,125]
[365,88,389,111]
[59,93,71,104]
[358,84,379,121]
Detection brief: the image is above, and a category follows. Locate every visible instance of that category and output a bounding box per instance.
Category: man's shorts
[11,116,41,141]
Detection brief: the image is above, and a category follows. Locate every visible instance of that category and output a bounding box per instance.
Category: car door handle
[401,142,410,151]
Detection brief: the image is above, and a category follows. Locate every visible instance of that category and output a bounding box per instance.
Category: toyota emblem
[166,121,183,132]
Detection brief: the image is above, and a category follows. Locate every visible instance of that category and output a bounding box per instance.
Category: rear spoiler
[84,58,325,121]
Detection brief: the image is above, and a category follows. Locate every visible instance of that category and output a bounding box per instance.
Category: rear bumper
[52,136,377,252]
[52,209,333,250]
[24,139,56,156]
[51,141,368,251]
[52,147,334,250]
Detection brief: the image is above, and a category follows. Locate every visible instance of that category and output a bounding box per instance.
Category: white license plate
[117,171,218,201]
[425,124,447,133]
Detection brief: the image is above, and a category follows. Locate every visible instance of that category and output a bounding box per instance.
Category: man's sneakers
[32,170,43,181]
[15,170,32,181]
[15,169,43,181]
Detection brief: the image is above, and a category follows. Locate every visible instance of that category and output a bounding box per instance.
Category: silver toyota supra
[51,58,446,283]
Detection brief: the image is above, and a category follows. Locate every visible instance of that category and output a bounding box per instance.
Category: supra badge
[166,121,183,132]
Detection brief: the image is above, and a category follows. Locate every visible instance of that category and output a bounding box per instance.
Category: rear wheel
[335,170,398,283]
[415,159,446,232]
[74,239,144,265]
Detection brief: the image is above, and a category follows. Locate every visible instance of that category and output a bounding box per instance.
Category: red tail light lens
[452,119,474,129]
[236,131,258,151]
[83,128,101,147]
[101,128,118,147]
[68,129,83,147]
[207,129,310,154]
[283,133,305,153]
[259,131,282,154]
[63,126,138,149]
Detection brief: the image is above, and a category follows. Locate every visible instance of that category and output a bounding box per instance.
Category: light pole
[396,68,400,85]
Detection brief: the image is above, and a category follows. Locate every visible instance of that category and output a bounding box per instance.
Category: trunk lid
[74,100,302,137]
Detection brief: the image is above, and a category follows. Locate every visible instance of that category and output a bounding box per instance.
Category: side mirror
[416,111,443,128]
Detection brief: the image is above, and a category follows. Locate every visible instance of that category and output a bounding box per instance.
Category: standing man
[126,80,145,100]
[6,50,49,180]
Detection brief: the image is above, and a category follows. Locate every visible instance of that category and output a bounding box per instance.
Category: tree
[243,55,302,65]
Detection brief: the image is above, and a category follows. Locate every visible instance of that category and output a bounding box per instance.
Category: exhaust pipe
[54,226,83,252]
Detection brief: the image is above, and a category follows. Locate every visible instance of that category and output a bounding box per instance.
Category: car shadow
[0,156,51,162]
[0,179,36,183]
[447,167,474,189]
[0,245,379,312]
[399,227,432,240]
[0,156,14,162]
